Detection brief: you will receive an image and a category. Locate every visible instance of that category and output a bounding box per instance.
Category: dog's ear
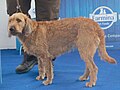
[22,15,33,36]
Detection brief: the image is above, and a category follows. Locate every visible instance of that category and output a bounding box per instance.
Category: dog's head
[8,13,33,37]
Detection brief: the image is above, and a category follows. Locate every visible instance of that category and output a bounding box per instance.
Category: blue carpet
[0,49,120,90]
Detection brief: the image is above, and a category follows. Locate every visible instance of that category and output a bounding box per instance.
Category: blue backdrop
[16,0,120,50]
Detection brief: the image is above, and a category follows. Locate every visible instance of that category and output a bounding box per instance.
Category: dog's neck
[17,34,27,44]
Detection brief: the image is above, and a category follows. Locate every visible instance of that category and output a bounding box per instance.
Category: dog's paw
[36,76,41,80]
[86,82,96,87]
[79,76,89,81]
[43,80,52,85]
[36,75,45,80]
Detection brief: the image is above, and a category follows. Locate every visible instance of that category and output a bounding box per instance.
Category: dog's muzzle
[9,26,17,35]
[9,26,15,32]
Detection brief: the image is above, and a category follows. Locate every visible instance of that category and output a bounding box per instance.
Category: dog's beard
[10,31,17,35]
[8,30,21,37]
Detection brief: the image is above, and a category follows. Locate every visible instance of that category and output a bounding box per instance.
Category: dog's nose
[9,26,15,32]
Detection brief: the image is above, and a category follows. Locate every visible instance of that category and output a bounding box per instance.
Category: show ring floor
[0,49,120,90]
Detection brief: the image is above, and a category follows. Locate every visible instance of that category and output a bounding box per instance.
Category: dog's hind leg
[77,34,99,87]
[85,57,98,87]
[78,46,98,87]
[79,44,99,87]
[76,28,101,87]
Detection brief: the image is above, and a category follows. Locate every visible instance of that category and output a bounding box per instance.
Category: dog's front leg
[36,53,53,85]
[36,57,45,80]
[43,58,53,85]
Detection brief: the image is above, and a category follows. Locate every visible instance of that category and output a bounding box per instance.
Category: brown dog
[8,13,116,87]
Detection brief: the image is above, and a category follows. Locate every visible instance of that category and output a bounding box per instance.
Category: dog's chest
[22,44,32,55]
[22,39,37,55]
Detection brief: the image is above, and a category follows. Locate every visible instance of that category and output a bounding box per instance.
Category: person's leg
[35,0,60,21]
[6,0,18,16]
[6,0,31,16]
[6,0,38,74]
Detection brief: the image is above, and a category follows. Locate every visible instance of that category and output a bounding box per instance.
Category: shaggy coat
[8,13,116,87]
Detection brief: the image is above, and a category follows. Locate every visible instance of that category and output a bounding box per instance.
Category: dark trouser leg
[6,0,31,16]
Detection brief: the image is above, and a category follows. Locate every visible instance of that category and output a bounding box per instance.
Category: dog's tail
[98,29,116,64]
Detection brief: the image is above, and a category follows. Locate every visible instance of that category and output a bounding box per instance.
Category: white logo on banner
[90,6,117,29]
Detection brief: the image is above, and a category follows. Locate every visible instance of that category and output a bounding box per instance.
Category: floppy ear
[22,15,33,36]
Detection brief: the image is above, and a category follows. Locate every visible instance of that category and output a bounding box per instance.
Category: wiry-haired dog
[8,13,116,87]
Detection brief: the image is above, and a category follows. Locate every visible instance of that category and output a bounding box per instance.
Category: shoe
[16,52,37,74]
[16,59,37,74]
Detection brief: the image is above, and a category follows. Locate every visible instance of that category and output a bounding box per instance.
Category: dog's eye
[16,18,22,23]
